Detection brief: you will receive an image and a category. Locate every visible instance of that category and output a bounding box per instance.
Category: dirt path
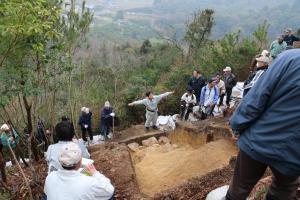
[132,139,238,197]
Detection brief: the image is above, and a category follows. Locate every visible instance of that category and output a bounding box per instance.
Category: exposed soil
[89,143,143,200]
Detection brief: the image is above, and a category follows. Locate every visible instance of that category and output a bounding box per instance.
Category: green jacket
[269,40,287,58]
[1,128,19,149]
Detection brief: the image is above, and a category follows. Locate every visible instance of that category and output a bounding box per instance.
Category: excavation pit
[129,123,238,197]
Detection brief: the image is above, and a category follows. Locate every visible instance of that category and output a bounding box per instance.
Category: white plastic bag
[206,185,229,200]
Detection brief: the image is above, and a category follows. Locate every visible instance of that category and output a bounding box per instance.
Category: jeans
[226,150,299,200]
[225,88,232,106]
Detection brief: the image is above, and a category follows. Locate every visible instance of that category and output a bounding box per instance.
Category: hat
[187,86,193,92]
[84,107,89,114]
[223,66,231,72]
[285,28,292,33]
[104,101,110,107]
[261,50,269,57]
[81,107,86,112]
[0,124,10,131]
[58,143,82,167]
[256,56,270,64]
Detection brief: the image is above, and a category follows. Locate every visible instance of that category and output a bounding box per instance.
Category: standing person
[283,28,299,47]
[36,117,48,151]
[78,107,93,142]
[180,87,197,121]
[199,79,219,117]
[269,35,287,59]
[46,121,90,173]
[44,143,114,200]
[226,49,300,200]
[215,74,226,107]
[128,91,174,132]
[223,67,237,107]
[100,101,115,140]
[188,70,206,103]
[243,56,270,97]
[0,124,28,167]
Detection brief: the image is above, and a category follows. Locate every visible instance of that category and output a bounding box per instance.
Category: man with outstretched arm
[128,91,174,132]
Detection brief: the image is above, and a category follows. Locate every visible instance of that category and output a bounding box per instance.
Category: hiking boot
[152,125,159,130]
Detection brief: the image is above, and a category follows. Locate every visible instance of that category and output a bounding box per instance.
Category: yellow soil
[132,139,238,197]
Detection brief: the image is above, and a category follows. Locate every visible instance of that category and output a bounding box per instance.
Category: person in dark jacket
[226,49,300,200]
[78,107,93,142]
[243,56,269,97]
[100,101,115,140]
[188,70,206,103]
[223,67,237,107]
[283,28,299,47]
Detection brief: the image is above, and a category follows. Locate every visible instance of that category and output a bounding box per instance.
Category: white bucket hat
[81,107,86,112]
[223,66,232,72]
[0,124,10,131]
[104,101,110,107]
[84,107,90,114]
[256,56,270,64]
[58,143,82,167]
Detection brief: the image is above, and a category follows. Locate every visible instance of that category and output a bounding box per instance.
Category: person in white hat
[223,67,237,107]
[243,56,270,97]
[44,142,115,200]
[78,107,93,142]
[99,101,115,140]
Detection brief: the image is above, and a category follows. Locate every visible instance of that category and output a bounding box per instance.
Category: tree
[252,20,270,50]
[184,9,215,56]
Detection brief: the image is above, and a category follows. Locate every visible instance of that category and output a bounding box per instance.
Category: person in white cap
[78,107,93,142]
[46,121,90,173]
[269,35,287,59]
[283,28,299,47]
[243,56,270,97]
[1,123,28,167]
[100,101,115,140]
[223,67,237,107]
[44,142,115,200]
[128,91,174,132]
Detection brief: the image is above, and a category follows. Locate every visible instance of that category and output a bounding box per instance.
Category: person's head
[104,101,110,108]
[61,116,70,122]
[261,50,270,57]
[55,121,75,142]
[187,87,194,95]
[256,56,270,68]
[214,74,221,82]
[285,28,293,36]
[81,107,86,113]
[145,91,154,100]
[223,66,232,75]
[0,124,10,133]
[84,107,90,114]
[193,70,201,78]
[277,35,284,44]
[207,78,215,88]
[58,143,82,170]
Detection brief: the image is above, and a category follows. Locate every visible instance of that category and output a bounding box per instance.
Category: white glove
[84,125,88,128]
[110,113,115,117]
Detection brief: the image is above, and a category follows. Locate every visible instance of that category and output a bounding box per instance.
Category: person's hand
[86,164,97,176]
[110,113,115,117]
[128,103,133,106]
[84,125,88,128]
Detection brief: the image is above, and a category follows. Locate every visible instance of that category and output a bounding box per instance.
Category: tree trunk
[0,151,6,183]
[22,95,39,161]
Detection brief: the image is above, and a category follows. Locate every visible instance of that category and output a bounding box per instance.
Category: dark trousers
[226,88,232,106]
[100,120,111,139]
[180,102,193,121]
[81,127,93,141]
[226,150,299,200]
[219,93,225,106]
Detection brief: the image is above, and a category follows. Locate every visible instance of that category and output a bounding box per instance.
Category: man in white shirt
[44,143,115,200]
[180,87,197,121]
[128,91,174,132]
[46,121,90,173]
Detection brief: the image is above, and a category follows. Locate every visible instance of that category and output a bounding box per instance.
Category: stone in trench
[158,136,170,144]
[142,137,158,147]
[127,142,140,152]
